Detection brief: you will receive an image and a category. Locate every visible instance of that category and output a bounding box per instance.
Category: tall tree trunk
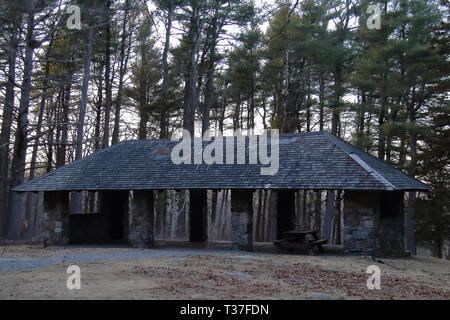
[0,29,18,237]
[249,67,256,130]
[73,27,94,215]
[157,0,175,241]
[255,190,262,241]
[332,67,341,136]
[183,1,202,135]
[261,190,268,241]
[202,58,216,134]
[8,0,36,239]
[112,0,132,144]
[24,42,54,239]
[405,103,418,254]
[378,97,386,160]
[306,95,311,132]
[138,81,149,140]
[94,60,104,151]
[318,72,325,131]
[102,0,112,148]
[56,77,72,168]
[406,191,416,254]
[162,0,173,95]
[359,93,366,133]
[76,27,94,161]
[314,190,322,232]
[46,102,56,173]
[332,190,342,244]
[399,136,407,169]
[302,190,308,229]
[321,190,335,241]
[233,100,241,131]
[137,37,149,140]
[436,237,443,259]
[33,43,52,175]
[159,0,174,139]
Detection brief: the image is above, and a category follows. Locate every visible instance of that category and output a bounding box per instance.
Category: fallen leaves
[112,254,450,300]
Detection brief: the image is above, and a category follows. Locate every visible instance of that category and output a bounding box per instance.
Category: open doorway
[69,191,129,244]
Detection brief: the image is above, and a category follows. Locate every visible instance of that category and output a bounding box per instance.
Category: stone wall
[343,191,380,255]
[343,190,406,256]
[129,190,154,248]
[41,191,70,245]
[231,190,253,251]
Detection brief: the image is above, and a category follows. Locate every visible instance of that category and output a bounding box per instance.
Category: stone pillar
[321,190,335,241]
[267,190,278,241]
[231,189,253,251]
[129,190,154,248]
[175,190,187,239]
[405,191,416,255]
[276,190,296,239]
[344,190,406,256]
[42,191,70,245]
[189,189,207,242]
[343,191,379,254]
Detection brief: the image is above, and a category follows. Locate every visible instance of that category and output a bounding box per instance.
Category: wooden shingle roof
[14,132,429,192]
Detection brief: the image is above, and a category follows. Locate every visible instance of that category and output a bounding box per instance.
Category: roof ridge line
[347,153,396,190]
[322,132,395,190]
[13,142,127,192]
[147,132,324,142]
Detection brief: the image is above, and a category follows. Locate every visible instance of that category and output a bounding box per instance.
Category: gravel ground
[1,245,449,299]
[0,245,246,272]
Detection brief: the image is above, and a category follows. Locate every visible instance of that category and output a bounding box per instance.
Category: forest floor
[0,244,449,300]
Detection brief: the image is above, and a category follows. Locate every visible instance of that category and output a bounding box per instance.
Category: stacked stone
[231,190,253,251]
[129,191,154,248]
[41,191,70,245]
[344,206,377,254]
[343,192,379,255]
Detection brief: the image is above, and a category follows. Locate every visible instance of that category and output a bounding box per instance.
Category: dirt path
[0,245,449,300]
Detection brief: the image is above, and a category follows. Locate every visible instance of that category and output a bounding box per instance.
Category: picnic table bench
[273,230,327,254]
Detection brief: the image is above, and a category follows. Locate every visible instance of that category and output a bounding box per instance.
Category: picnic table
[273,230,327,254]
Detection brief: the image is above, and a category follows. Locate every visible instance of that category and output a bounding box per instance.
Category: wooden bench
[273,230,328,254]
